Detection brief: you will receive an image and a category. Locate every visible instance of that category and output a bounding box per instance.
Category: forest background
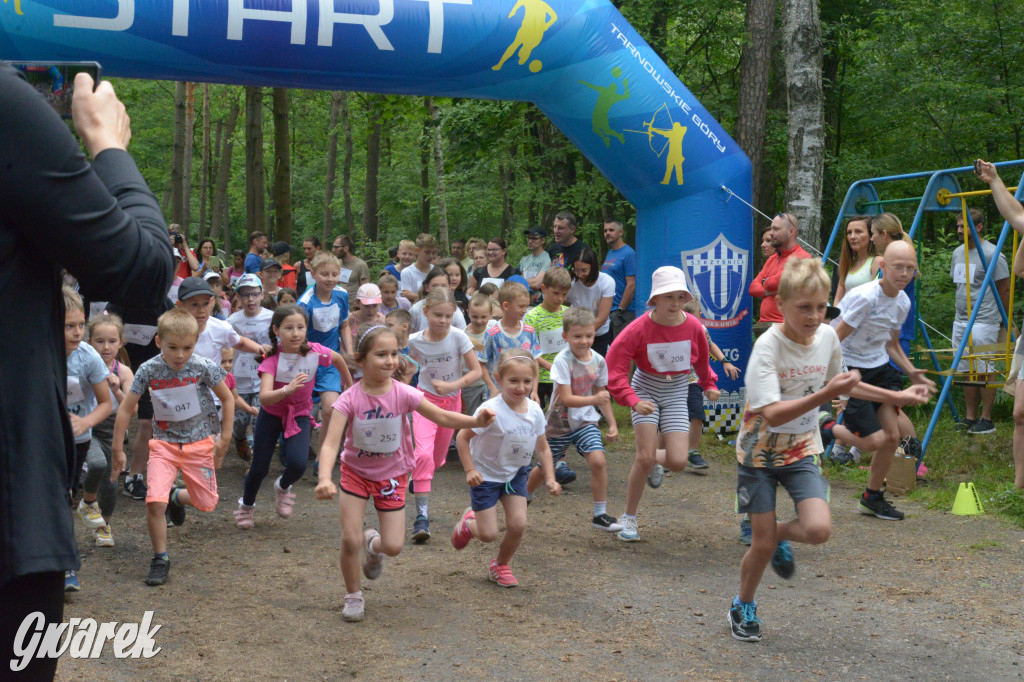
[111,0,1024,335]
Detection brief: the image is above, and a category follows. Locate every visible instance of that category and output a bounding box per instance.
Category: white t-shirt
[228,308,273,393]
[546,348,608,437]
[409,299,467,333]
[400,263,432,297]
[408,327,474,396]
[195,317,242,363]
[835,280,910,369]
[470,395,547,483]
[568,272,616,335]
[950,241,1009,324]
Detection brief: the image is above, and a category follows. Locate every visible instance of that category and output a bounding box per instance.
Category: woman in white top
[567,247,615,356]
[833,215,882,305]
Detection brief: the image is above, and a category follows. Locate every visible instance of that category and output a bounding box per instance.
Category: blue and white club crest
[680,234,750,327]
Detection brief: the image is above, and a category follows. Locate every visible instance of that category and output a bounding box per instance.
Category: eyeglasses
[486,248,501,253]
[239,292,262,300]
[527,235,542,240]
[888,265,917,275]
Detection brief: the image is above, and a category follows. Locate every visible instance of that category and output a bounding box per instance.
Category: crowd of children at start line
[62,241,935,640]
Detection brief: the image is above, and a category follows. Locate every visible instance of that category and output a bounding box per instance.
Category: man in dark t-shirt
[547,211,587,277]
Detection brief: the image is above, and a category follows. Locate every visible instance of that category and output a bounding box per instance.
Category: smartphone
[6,61,101,119]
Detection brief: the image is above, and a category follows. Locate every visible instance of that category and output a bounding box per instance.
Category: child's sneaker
[617,515,639,542]
[166,487,187,527]
[274,478,296,518]
[342,592,365,622]
[234,501,255,529]
[591,513,623,532]
[728,598,763,642]
[738,516,752,546]
[858,493,905,520]
[145,556,170,586]
[451,507,475,550]
[412,515,431,542]
[94,525,114,547]
[554,461,577,485]
[76,499,106,529]
[362,529,384,580]
[235,439,252,462]
[818,412,837,445]
[687,451,709,473]
[488,559,518,587]
[64,570,80,593]
[647,463,665,488]
[770,540,795,579]
[123,473,147,500]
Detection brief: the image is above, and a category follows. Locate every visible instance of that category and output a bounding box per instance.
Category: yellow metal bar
[961,203,974,376]
[943,186,1018,199]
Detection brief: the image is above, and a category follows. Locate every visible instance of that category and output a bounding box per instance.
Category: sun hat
[356,283,383,305]
[646,266,691,306]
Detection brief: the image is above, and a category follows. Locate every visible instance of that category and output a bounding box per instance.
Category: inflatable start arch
[1,0,754,428]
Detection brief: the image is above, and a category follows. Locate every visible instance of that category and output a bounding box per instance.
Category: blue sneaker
[554,462,577,485]
[728,598,763,642]
[738,516,752,545]
[770,540,795,579]
[412,515,431,543]
[64,570,80,593]
[616,515,639,542]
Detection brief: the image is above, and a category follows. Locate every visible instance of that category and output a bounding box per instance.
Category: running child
[407,289,485,541]
[111,309,234,586]
[462,292,496,418]
[316,324,494,622]
[605,266,719,542]
[409,266,468,332]
[348,283,387,350]
[64,288,113,591]
[526,307,621,531]
[378,273,410,313]
[297,251,356,445]
[80,313,135,550]
[819,240,936,520]
[729,258,930,641]
[452,349,560,587]
[235,305,352,528]
[227,273,274,460]
[400,233,439,303]
[482,281,541,401]
[277,288,298,307]
[385,308,417,385]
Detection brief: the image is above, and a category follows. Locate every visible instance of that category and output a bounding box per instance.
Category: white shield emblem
[680,234,749,322]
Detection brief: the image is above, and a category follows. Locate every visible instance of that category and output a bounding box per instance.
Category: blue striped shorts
[630,369,690,433]
[547,423,604,461]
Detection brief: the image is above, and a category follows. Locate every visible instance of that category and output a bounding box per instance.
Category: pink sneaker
[488,559,518,588]
[275,478,296,518]
[233,501,255,529]
[917,462,928,478]
[362,529,384,580]
[451,507,475,550]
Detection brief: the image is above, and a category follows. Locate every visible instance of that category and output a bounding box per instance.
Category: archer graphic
[578,67,630,147]
[624,103,687,185]
[3,0,23,15]
[492,0,558,73]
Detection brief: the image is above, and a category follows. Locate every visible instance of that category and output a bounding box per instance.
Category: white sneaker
[94,525,114,547]
[617,515,639,542]
[76,499,105,529]
[342,592,365,622]
[362,529,384,580]
[647,463,665,489]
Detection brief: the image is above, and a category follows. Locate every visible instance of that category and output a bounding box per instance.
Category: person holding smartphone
[0,64,173,680]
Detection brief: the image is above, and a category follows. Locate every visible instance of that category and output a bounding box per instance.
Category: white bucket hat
[646,266,691,306]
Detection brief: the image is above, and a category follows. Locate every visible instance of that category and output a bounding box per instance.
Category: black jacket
[0,64,173,585]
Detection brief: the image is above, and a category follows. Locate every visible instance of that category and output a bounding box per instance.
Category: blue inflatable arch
[1,0,753,424]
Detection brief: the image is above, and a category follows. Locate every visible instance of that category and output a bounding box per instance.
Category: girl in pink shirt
[233,305,350,529]
[315,324,493,623]
[605,266,720,542]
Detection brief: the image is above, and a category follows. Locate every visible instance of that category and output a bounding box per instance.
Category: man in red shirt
[749,212,810,324]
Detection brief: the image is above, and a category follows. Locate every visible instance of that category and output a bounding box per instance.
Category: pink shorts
[146,437,219,512]
[340,464,407,512]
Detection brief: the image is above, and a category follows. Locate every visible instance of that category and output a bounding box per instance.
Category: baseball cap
[506,274,530,289]
[357,283,383,305]
[202,271,222,283]
[524,226,547,238]
[271,241,293,257]
[260,258,282,271]
[235,273,263,291]
[177,276,215,301]
[646,266,691,306]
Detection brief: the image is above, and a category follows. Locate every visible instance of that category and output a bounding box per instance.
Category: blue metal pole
[915,316,960,422]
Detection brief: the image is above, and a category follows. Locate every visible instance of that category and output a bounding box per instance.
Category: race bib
[89,301,108,319]
[66,376,85,405]
[123,324,158,346]
[167,285,180,304]
[767,395,818,435]
[275,352,320,384]
[568,405,600,430]
[500,434,535,469]
[647,341,691,373]
[952,263,977,284]
[338,268,353,284]
[230,273,242,287]
[305,271,314,287]
[312,304,340,333]
[353,416,403,454]
[234,352,258,378]
[151,383,201,422]
[481,277,505,289]
[539,328,567,355]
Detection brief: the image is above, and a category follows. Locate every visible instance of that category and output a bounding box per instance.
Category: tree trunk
[363,95,383,242]
[341,92,354,236]
[420,118,431,232]
[244,86,266,237]
[171,81,186,228]
[734,0,777,212]
[323,91,341,244]
[426,98,449,253]
[499,155,515,240]
[272,87,292,245]
[183,82,195,234]
[211,91,241,249]
[198,84,211,241]
[782,0,825,254]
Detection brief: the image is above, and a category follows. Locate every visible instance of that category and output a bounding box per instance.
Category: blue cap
[506,274,530,289]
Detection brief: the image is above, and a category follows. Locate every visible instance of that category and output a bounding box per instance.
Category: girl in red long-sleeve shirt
[606,266,719,542]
